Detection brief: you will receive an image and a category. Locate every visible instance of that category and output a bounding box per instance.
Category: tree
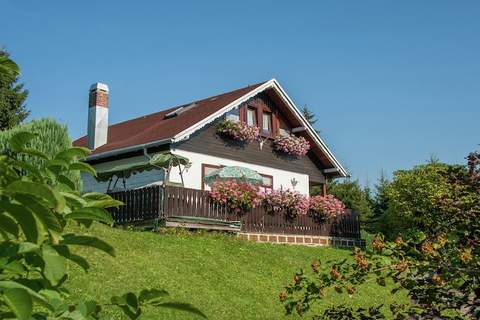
[301,105,317,126]
[280,152,480,319]
[0,132,205,319]
[324,179,373,226]
[0,118,81,188]
[0,50,29,130]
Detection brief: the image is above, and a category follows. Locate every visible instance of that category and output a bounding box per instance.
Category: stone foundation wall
[238,232,365,248]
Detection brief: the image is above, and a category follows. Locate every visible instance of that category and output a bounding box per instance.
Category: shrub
[216,119,259,143]
[263,189,310,220]
[280,152,480,319]
[273,135,310,156]
[0,132,204,319]
[309,194,346,222]
[209,180,262,214]
[0,118,81,189]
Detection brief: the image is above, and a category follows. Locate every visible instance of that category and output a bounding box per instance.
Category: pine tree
[301,105,317,126]
[0,50,29,130]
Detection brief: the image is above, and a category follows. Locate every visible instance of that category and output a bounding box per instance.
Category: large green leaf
[155,302,206,318]
[60,234,115,257]
[69,162,97,177]
[7,181,65,212]
[0,280,52,310]
[9,132,36,152]
[53,245,90,271]
[0,212,19,237]
[15,194,62,233]
[42,245,67,286]
[0,202,40,243]
[3,288,32,320]
[55,147,90,161]
[65,207,114,225]
[138,289,169,303]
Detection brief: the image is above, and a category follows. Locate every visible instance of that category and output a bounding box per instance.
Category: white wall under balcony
[169,149,310,195]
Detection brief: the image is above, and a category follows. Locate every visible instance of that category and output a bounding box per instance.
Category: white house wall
[169,149,310,195]
[81,155,165,193]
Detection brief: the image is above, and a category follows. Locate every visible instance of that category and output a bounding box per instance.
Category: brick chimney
[87,82,109,150]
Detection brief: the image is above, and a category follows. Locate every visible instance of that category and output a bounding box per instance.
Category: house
[73,79,348,196]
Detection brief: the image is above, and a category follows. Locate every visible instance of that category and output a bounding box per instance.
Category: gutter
[85,138,172,161]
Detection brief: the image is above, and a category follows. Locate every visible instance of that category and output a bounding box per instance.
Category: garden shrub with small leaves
[0,132,204,319]
[280,152,480,319]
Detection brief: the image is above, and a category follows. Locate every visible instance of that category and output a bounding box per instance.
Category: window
[246,108,257,126]
[201,164,222,190]
[260,174,273,192]
[262,112,272,133]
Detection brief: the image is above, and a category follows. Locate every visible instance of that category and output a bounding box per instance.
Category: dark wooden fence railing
[108,186,163,224]
[107,185,361,239]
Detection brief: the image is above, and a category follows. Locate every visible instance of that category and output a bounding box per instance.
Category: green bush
[0,118,81,189]
[0,132,204,319]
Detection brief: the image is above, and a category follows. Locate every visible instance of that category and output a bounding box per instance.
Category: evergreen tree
[0,50,29,130]
[301,104,317,126]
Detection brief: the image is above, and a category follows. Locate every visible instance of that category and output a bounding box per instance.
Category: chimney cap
[90,82,109,92]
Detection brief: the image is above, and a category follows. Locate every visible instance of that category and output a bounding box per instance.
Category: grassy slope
[67,224,404,319]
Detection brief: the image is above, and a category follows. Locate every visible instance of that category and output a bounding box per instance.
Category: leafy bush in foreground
[280,152,480,319]
[0,132,204,319]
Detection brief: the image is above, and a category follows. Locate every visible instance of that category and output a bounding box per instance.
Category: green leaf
[61,191,88,207]
[60,234,115,257]
[53,245,90,271]
[138,289,169,303]
[15,194,62,233]
[69,162,97,177]
[85,199,124,209]
[0,202,40,243]
[7,181,65,212]
[3,288,32,320]
[156,302,206,318]
[55,147,90,161]
[9,132,36,152]
[0,212,19,237]
[18,242,40,254]
[0,280,52,310]
[65,207,113,225]
[42,245,67,286]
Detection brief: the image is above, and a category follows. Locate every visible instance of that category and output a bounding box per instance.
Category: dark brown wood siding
[174,121,326,183]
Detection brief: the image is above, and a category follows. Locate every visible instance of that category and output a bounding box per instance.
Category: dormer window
[246,108,257,126]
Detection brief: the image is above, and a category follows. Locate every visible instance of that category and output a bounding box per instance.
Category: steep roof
[74,79,348,177]
[73,82,265,155]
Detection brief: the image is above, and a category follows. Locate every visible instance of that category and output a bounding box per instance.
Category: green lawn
[66,224,404,319]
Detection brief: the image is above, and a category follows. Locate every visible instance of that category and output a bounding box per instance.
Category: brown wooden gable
[174,93,327,183]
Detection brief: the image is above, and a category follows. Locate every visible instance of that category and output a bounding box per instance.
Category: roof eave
[84,138,173,161]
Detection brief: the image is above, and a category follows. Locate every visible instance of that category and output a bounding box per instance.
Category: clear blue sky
[2,1,479,186]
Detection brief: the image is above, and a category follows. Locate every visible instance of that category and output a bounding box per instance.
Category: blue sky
[2,1,479,186]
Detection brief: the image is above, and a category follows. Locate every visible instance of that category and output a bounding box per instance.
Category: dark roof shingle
[73,82,265,155]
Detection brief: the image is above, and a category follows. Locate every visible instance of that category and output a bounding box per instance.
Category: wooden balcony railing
[107,185,361,239]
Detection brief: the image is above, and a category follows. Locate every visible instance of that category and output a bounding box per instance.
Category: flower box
[309,194,346,222]
[273,135,310,156]
[216,119,259,143]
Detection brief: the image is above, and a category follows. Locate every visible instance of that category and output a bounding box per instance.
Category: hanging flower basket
[309,194,346,222]
[262,189,310,220]
[216,120,259,143]
[273,135,310,156]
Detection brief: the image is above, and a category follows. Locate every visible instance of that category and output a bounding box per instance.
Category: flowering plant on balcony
[273,135,310,156]
[216,119,260,143]
[209,180,262,214]
[309,194,346,222]
[262,189,310,220]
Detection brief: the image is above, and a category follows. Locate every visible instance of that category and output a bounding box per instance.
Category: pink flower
[209,180,261,214]
[309,194,346,220]
[217,120,260,143]
[273,135,310,156]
